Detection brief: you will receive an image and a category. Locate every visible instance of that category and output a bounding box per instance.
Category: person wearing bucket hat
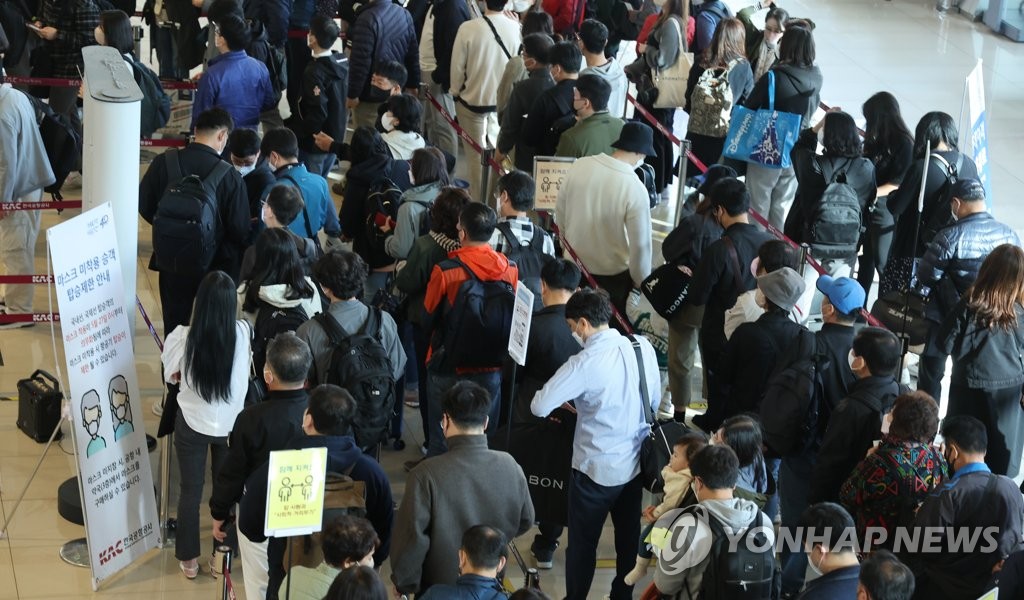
[556,121,654,315]
[715,266,807,421]
[659,164,735,417]
[914,176,1019,402]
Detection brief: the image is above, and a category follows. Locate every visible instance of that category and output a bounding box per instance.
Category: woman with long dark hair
[788,110,876,276]
[858,92,914,297]
[741,24,822,229]
[161,271,250,579]
[640,0,691,197]
[939,244,1024,477]
[237,227,322,369]
[883,111,978,293]
[683,18,753,178]
[338,126,412,300]
[394,187,470,463]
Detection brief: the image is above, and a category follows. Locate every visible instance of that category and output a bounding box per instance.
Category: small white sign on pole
[508,284,535,367]
[47,203,160,589]
[264,447,329,538]
[533,156,576,212]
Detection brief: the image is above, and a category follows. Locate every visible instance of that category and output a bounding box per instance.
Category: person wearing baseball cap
[916,176,1020,401]
[815,273,863,419]
[716,267,807,423]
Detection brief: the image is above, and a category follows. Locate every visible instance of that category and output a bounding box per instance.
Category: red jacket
[423,244,519,366]
[543,0,584,34]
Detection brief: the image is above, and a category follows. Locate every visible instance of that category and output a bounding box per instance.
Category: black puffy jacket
[347,0,420,100]
[918,212,1020,321]
[293,52,349,153]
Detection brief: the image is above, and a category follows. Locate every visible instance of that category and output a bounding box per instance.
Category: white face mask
[235,164,256,177]
[511,0,532,11]
[755,288,767,309]
[633,157,646,170]
[809,550,825,577]
[848,350,859,371]
[380,112,397,132]
[817,126,826,146]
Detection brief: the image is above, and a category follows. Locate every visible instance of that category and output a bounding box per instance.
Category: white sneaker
[152,399,164,417]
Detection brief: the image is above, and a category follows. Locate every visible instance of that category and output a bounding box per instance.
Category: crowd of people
[2,0,1024,599]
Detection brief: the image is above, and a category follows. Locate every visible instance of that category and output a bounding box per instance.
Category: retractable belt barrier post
[624,93,886,329]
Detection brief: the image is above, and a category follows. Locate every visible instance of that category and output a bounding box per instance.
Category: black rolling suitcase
[17,369,64,443]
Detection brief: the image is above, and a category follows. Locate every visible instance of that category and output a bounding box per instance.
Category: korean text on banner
[265,447,329,537]
[533,156,575,211]
[508,284,535,366]
[46,203,160,589]
[966,60,992,204]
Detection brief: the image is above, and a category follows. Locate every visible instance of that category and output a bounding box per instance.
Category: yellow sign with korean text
[264,447,328,537]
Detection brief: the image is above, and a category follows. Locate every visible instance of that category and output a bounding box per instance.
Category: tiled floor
[1,0,1023,597]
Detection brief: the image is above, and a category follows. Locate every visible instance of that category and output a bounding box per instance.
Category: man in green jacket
[555,74,625,159]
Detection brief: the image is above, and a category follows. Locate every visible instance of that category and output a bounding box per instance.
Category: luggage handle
[30,369,61,392]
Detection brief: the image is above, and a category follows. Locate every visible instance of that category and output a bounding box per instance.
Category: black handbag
[630,335,690,493]
[641,262,692,320]
[870,288,930,346]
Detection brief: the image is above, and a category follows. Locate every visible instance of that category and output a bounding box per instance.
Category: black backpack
[411,200,432,237]
[760,329,829,457]
[152,149,231,275]
[694,506,777,600]
[920,152,965,246]
[252,304,310,375]
[439,258,515,370]
[636,163,659,208]
[364,176,403,263]
[808,158,863,260]
[21,91,81,196]
[314,309,396,449]
[496,222,551,311]
[128,55,171,138]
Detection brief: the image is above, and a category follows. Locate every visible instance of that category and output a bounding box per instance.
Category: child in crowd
[716,414,773,510]
[624,432,708,585]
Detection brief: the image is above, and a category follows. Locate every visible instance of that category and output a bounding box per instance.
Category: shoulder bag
[652,16,694,109]
[632,335,692,493]
[722,71,802,169]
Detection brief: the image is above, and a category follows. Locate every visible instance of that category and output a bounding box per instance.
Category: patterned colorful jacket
[839,436,948,550]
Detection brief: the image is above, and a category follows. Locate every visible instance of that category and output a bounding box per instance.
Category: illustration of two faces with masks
[80,375,134,457]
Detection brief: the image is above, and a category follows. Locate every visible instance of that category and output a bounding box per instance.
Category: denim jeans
[566,470,643,600]
[299,150,337,179]
[174,412,229,561]
[426,369,501,456]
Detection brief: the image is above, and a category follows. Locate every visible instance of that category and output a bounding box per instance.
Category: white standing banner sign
[508,284,535,366]
[532,156,576,211]
[965,60,992,206]
[48,203,160,588]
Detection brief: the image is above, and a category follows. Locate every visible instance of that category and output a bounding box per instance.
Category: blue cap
[816,275,865,315]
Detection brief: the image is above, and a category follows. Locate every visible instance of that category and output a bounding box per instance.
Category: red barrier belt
[626,93,708,174]
[0,312,60,323]
[136,295,164,352]
[1,74,197,90]
[3,200,82,210]
[141,138,188,147]
[422,89,506,176]
[0,274,53,284]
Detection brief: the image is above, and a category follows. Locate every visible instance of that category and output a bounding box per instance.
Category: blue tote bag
[722,71,802,169]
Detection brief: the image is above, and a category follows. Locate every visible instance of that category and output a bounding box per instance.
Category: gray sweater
[391,435,535,594]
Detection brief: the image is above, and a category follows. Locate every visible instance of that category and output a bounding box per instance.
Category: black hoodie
[293,52,350,153]
[743,63,823,126]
